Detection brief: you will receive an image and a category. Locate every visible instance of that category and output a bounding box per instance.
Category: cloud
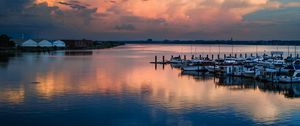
[58,0,90,10]
[0,0,300,40]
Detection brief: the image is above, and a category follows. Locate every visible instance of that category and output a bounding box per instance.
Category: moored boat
[279,70,300,83]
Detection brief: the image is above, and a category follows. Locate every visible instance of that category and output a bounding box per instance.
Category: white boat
[279,70,300,83]
[265,68,278,73]
[272,60,285,66]
[206,66,220,72]
[181,71,209,76]
[169,56,183,64]
[224,57,237,64]
[242,68,260,78]
[280,60,300,73]
[281,65,296,73]
[257,56,264,61]
[219,65,241,76]
[181,65,207,72]
[190,57,203,64]
[171,63,183,68]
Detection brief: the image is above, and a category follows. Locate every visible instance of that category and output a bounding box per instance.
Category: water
[1,44,300,126]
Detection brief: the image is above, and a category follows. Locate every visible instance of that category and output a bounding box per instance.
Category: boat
[181,65,208,72]
[272,60,285,66]
[169,56,183,64]
[279,70,300,83]
[181,71,210,77]
[280,60,300,73]
[242,67,261,78]
[207,65,220,73]
[224,57,237,64]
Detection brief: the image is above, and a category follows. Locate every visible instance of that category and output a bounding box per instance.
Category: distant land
[123,39,300,45]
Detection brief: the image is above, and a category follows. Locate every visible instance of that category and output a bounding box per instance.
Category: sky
[0,0,300,40]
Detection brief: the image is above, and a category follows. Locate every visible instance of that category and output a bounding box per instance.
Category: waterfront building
[63,39,94,49]
[21,39,38,47]
[53,40,66,48]
[38,40,53,47]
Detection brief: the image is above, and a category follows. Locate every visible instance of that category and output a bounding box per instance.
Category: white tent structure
[53,40,66,48]
[21,39,38,47]
[38,40,53,47]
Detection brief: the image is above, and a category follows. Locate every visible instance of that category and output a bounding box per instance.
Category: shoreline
[0,42,125,53]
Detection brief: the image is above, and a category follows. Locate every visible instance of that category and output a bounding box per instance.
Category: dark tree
[0,34,15,48]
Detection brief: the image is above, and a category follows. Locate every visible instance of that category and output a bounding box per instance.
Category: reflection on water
[64,51,93,56]
[0,53,19,68]
[0,86,24,104]
[0,44,300,125]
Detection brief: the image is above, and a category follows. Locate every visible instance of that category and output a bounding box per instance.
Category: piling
[251,53,253,57]
[212,55,214,60]
[271,74,274,84]
[214,63,216,72]
[240,54,242,58]
[162,56,165,63]
[235,54,237,58]
[184,55,186,60]
[155,56,157,70]
[171,55,173,59]
[224,54,226,58]
[290,75,293,85]
[192,55,194,59]
[245,53,247,58]
[217,54,220,59]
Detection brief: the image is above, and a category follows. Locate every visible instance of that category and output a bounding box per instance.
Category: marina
[152,48,300,84]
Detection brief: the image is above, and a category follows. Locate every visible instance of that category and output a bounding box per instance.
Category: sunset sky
[0,0,300,40]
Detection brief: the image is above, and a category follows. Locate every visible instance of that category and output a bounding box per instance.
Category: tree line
[0,34,15,48]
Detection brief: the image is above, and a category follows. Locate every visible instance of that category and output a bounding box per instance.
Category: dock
[151,52,300,84]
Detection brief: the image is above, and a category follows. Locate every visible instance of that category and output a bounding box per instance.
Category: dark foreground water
[1,44,300,126]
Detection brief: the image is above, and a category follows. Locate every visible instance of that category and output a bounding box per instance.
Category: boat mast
[288,45,290,57]
[209,45,211,56]
[231,37,233,57]
[256,45,258,57]
[218,44,220,55]
[295,45,297,58]
[191,44,193,56]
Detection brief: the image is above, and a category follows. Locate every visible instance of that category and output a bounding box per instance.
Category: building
[63,39,94,49]
[53,40,66,48]
[38,40,53,47]
[21,39,38,47]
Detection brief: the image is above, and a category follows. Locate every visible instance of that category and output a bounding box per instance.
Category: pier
[151,52,300,84]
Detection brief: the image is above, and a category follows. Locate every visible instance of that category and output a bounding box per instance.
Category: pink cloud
[31,0,300,39]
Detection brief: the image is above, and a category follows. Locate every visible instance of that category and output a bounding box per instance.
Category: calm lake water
[1,44,300,126]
